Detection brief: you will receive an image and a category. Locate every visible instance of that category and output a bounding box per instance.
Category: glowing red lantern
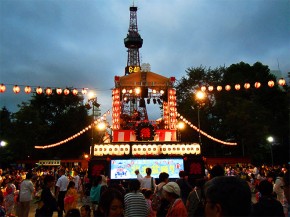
[45,88,52,95]
[56,88,62,94]
[13,85,20,94]
[72,89,78,95]
[244,83,250,89]
[36,87,43,94]
[24,86,31,94]
[225,85,231,91]
[64,89,70,95]
[0,84,6,93]
[235,84,241,90]
[217,86,222,91]
[254,82,261,88]
[268,80,275,87]
[278,78,286,86]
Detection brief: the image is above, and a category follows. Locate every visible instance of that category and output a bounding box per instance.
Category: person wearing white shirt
[19,172,34,217]
[55,168,69,217]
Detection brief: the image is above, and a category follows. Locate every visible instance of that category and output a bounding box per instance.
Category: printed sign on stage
[110,158,184,179]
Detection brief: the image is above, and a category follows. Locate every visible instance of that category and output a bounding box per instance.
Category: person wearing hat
[162,182,188,217]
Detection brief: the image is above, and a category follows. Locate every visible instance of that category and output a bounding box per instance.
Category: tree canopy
[175,62,289,164]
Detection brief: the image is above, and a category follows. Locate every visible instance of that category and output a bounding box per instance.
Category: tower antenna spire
[124,5,143,75]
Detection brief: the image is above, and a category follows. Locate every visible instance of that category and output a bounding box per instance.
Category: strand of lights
[177,112,237,146]
[0,78,287,95]
[34,110,111,149]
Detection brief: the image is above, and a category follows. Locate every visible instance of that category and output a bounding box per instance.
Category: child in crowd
[64,181,79,212]
[144,189,156,217]
[80,205,91,217]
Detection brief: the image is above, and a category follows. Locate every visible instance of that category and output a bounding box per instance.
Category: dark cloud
[0,0,289,114]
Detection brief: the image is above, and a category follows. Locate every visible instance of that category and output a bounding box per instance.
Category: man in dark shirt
[251,179,284,217]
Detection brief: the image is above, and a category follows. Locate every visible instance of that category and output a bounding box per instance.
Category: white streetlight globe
[267,136,274,143]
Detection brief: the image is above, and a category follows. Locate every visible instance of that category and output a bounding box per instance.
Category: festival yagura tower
[92,6,201,157]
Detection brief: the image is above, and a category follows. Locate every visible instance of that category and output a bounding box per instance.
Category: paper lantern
[24,86,31,94]
[244,83,250,89]
[235,84,241,90]
[13,85,20,94]
[36,87,43,94]
[217,86,222,91]
[195,144,201,155]
[201,86,206,92]
[190,144,196,154]
[103,145,109,155]
[45,88,52,95]
[278,78,286,86]
[124,144,130,155]
[268,80,275,87]
[254,82,261,88]
[132,145,138,155]
[72,89,78,95]
[0,84,6,93]
[56,88,62,94]
[225,85,231,91]
[64,89,70,95]
[186,145,191,154]
[208,86,214,92]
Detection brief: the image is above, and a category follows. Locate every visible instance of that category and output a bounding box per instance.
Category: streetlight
[195,90,206,146]
[86,92,100,157]
[267,136,274,167]
[176,121,185,141]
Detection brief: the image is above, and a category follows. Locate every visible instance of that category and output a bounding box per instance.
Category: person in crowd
[82,173,92,206]
[274,170,288,216]
[35,175,58,217]
[0,190,6,217]
[204,175,252,217]
[56,168,69,217]
[0,169,3,188]
[64,181,79,212]
[176,170,192,205]
[80,204,91,217]
[283,170,289,204]
[209,164,224,179]
[19,171,35,217]
[135,169,143,179]
[90,175,107,214]
[73,170,81,193]
[65,208,81,217]
[154,172,170,217]
[95,188,124,217]
[137,168,156,191]
[162,182,187,217]
[144,189,156,217]
[186,178,206,217]
[252,179,284,217]
[124,179,148,217]
[3,175,16,216]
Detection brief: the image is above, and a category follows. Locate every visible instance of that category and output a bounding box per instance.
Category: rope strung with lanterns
[34,110,111,149]
[0,77,287,95]
[177,113,237,146]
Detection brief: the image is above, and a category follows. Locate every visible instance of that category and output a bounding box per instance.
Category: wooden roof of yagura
[114,71,175,88]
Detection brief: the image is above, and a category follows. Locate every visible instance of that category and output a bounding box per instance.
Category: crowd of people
[0,163,289,217]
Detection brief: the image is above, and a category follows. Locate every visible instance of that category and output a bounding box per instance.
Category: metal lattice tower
[124,6,143,75]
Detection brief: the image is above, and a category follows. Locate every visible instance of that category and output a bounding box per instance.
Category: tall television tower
[124,6,143,75]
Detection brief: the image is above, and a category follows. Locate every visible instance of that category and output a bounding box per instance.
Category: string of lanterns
[199,78,286,92]
[34,110,111,149]
[0,78,286,95]
[0,84,91,95]
[177,113,238,146]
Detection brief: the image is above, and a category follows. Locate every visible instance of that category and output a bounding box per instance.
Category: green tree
[9,90,92,160]
[175,62,289,164]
